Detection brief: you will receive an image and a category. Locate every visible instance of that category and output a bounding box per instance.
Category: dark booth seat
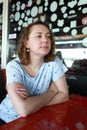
[66,59,87,96]
[0,69,7,103]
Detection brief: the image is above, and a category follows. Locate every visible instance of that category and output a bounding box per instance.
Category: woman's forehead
[30,24,49,32]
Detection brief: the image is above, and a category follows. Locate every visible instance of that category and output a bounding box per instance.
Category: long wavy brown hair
[17,21,56,65]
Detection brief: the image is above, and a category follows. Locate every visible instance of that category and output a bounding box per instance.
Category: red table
[0,94,87,130]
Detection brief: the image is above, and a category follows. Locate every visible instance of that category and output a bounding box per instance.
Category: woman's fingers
[15,83,29,99]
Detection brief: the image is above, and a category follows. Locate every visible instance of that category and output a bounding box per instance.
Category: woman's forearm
[18,88,57,117]
[46,91,69,106]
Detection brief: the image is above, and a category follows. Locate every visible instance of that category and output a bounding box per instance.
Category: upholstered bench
[0,69,7,103]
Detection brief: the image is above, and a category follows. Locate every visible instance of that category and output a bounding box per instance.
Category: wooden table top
[0,94,87,130]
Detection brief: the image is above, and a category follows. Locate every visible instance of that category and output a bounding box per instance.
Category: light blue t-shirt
[0,57,68,123]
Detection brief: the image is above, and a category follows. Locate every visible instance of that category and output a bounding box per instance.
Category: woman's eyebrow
[35,32,50,34]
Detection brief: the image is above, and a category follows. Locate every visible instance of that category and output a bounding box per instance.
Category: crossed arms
[7,75,69,117]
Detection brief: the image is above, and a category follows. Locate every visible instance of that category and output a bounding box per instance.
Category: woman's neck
[24,56,44,77]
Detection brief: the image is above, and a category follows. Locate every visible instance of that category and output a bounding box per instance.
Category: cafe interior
[0,0,87,129]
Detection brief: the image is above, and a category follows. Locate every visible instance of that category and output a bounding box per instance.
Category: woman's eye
[35,35,51,39]
[36,35,41,38]
[47,35,51,39]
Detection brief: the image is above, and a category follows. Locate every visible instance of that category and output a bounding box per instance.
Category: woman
[0,21,69,125]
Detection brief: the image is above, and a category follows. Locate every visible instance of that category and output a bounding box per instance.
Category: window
[55,34,87,76]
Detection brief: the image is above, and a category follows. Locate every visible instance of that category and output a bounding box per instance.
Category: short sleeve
[52,57,68,81]
[6,58,23,85]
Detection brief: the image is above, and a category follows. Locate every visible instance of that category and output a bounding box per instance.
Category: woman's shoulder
[54,56,62,62]
[44,57,63,69]
[6,57,21,68]
[48,57,62,65]
[50,56,68,70]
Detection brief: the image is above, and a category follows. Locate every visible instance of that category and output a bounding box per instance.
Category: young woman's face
[26,24,51,57]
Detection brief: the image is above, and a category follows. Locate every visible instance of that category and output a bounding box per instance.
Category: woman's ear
[24,40,29,48]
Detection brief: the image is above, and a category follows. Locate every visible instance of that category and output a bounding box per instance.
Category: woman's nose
[42,36,48,43]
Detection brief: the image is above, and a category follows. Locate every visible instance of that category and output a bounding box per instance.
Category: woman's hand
[15,83,29,99]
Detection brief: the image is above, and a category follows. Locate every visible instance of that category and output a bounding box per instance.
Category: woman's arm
[47,75,69,106]
[15,83,29,99]
[7,82,58,117]
[14,75,69,106]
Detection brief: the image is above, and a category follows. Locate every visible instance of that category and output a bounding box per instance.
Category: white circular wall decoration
[61,6,67,13]
[82,27,87,34]
[15,12,20,21]
[28,0,32,7]
[31,6,38,17]
[17,6,20,11]
[10,14,14,22]
[82,8,87,14]
[36,0,41,5]
[21,3,25,10]
[16,1,20,6]
[51,13,57,22]
[71,29,77,36]
[82,37,87,47]
[63,13,68,18]
[26,10,30,16]
[18,19,23,26]
[18,26,21,31]
[21,12,25,19]
[9,0,87,38]
[63,27,70,33]
[50,1,58,12]
[44,1,48,7]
